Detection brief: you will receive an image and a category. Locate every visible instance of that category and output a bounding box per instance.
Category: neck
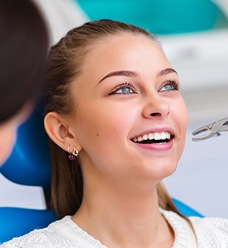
[73,181,174,248]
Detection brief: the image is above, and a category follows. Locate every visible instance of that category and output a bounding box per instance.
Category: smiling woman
[1,19,228,248]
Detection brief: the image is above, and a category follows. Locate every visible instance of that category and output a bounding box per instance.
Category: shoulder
[0,229,51,248]
[0,216,73,248]
[161,209,228,247]
[189,216,228,247]
[190,215,228,230]
[0,216,106,248]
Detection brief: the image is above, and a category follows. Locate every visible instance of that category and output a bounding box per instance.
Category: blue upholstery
[172,198,203,217]
[0,208,56,243]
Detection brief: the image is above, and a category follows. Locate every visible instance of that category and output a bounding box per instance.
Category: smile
[132,131,173,144]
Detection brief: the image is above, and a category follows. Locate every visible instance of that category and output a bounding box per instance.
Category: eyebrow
[98,70,138,83]
[159,68,178,76]
[98,68,177,83]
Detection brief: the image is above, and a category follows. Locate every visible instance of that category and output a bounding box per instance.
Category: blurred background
[0,0,228,218]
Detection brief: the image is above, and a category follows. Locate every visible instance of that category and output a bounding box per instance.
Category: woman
[2,19,228,247]
[0,0,48,166]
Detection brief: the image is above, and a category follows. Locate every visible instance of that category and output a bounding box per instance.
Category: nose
[142,95,170,119]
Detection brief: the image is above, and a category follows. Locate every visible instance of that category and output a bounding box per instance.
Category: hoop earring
[68,146,79,160]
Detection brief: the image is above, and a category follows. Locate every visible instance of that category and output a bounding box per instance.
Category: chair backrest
[0,103,56,243]
[172,198,203,218]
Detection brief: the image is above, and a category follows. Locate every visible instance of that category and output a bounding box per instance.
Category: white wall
[164,122,228,218]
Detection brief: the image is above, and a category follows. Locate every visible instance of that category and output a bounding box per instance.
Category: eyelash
[160,80,179,92]
[108,80,179,95]
[108,82,137,95]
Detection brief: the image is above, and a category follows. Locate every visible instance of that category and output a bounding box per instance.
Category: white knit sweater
[1,209,228,248]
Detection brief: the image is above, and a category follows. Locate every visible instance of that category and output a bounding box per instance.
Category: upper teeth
[133,132,171,142]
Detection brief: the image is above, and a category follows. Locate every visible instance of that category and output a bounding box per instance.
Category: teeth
[133,131,171,143]
[148,133,154,140]
[143,134,148,140]
[154,132,161,140]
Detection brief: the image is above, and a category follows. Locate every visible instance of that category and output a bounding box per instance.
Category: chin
[132,161,177,183]
[151,159,178,180]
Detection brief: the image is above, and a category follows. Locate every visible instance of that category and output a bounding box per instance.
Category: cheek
[173,98,188,154]
[0,125,17,166]
[173,97,188,129]
[75,103,136,154]
[79,100,130,132]
[180,100,188,131]
[83,112,127,143]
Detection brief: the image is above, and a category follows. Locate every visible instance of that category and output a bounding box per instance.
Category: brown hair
[0,0,48,123]
[44,19,182,219]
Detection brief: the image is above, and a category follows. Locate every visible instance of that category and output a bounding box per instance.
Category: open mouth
[132,132,174,144]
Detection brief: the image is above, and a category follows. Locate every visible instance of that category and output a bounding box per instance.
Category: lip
[130,127,175,152]
[133,138,174,152]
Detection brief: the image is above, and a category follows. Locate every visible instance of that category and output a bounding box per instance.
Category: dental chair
[0,102,202,243]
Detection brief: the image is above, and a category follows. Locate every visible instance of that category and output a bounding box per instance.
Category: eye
[109,82,137,95]
[159,81,179,92]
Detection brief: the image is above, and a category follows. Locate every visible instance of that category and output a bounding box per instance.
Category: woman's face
[68,33,188,184]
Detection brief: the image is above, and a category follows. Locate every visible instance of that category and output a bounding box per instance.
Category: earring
[68,146,79,160]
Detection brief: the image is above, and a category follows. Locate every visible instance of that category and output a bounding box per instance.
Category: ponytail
[49,140,83,219]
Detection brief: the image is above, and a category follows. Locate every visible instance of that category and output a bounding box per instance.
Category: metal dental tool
[192,117,228,141]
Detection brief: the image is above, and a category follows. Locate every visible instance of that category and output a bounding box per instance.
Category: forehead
[82,33,168,69]
[88,32,161,57]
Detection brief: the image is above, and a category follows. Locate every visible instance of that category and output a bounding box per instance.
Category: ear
[44,112,81,152]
